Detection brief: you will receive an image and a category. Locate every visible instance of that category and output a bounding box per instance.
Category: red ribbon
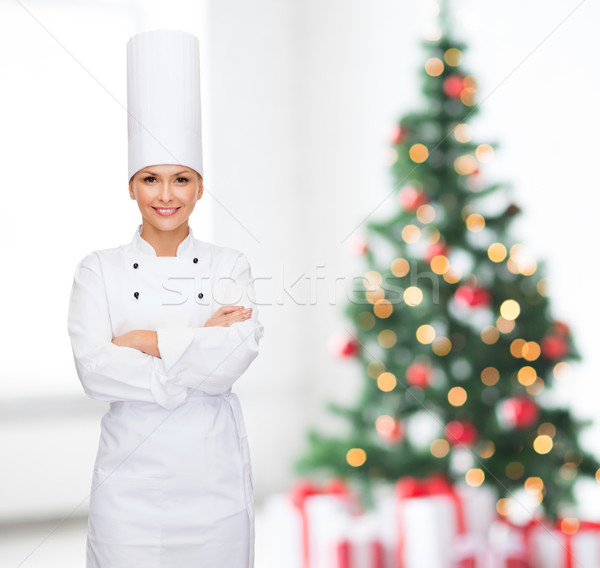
[290,478,353,568]
[495,516,540,567]
[395,473,466,568]
[554,518,600,568]
[335,539,385,568]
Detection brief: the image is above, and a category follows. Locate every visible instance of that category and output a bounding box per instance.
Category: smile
[152,207,180,216]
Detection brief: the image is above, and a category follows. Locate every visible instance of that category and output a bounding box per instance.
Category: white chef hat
[126,29,203,182]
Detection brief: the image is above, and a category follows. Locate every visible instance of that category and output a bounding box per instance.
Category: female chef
[67,30,264,567]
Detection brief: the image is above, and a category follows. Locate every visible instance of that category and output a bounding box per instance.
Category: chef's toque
[126,29,203,182]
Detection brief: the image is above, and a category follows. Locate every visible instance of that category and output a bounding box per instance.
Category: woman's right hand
[204,305,253,328]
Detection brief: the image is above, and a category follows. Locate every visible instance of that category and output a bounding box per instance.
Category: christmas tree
[294,0,598,520]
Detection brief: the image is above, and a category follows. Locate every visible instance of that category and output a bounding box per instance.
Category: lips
[152,207,181,216]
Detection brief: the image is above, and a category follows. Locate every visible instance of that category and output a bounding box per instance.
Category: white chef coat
[67,223,264,568]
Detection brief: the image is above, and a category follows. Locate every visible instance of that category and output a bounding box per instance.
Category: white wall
[1,0,598,523]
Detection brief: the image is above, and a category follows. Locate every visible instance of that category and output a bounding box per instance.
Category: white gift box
[529,523,600,568]
[393,477,498,568]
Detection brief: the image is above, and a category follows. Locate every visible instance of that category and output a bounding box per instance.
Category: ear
[128,179,136,200]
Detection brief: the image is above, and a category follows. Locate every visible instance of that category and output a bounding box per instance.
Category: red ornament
[443,74,464,98]
[329,334,361,358]
[400,185,429,211]
[501,397,540,429]
[350,237,368,256]
[377,417,405,444]
[392,125,409,145]
[425,241,449,264]
[454,285,492,308]
[552,320,570,337]
[445,420,478,446]
[406,362,432,389]
[541,335,568,360]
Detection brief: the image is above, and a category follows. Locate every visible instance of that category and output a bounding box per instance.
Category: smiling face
[128,164,203,234]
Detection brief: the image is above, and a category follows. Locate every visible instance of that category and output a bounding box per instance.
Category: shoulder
[74,243,126,274]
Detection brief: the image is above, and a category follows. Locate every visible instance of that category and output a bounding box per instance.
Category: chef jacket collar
[132,223,195,258]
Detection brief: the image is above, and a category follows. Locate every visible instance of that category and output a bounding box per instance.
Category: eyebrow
[141,170,192,177]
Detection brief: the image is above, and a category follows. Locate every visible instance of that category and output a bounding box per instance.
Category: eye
[176,177,189,183]
[143,175,156,183]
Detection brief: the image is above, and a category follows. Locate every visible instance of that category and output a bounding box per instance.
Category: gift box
[262,478,360,568]
[529,519,600,568]
[394,474,498,568]
[485,517,538,568]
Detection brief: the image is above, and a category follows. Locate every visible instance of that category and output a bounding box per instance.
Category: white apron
[67,223,264,567]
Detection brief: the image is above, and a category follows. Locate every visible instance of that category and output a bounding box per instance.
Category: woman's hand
[204,305,252,328]
[112,330,159,357]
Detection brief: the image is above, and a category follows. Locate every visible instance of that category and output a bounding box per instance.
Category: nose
[158,181,175,203]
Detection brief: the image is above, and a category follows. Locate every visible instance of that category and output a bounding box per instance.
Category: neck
[140,222,190,257]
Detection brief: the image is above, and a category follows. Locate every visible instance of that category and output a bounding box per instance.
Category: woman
[67,30,264,567]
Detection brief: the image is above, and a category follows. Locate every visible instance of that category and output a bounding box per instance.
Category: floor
[0,507,269,567]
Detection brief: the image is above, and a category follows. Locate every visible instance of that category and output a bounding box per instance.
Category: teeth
[156,208,177,213]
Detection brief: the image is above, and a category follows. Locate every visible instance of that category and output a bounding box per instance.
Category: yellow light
[496,498,511,516]
[537,278,549,296]
[510,338,526,358]
[432,336,452,356]
[554,362,571,380]
[527,377,545,396]
[378,329,397,348]
[453,123,471,143]
[488,242,507,262]
[461,87,476,106]
[448,386,467,406]
[454,154,478,175]
[496,316,515,334]
[595,468,600,483]
[506,461,524,480]
[416,204,436,223]
[404,286,424,307]
[475,144,494,163]
[537,423,556,438]
[466,213,485,232]
[465,468,485,487]
[430,255,450,274]
[444,48,462,66]
[363,271,383,287]
[481,326,500,345]
[517,366,537,386]
[533,435,553,454]
[500,299,521,320]
[524,477,544,494]
[522,341,541,361]
[430,438,450,458]
[357,312,375,330]
[402,224,421,243]
[346,448,367,467]
[374,299,393,318]
[377,372,397,392]
[391,258,410,277]
[416,324,436,344]
[409,144,429,163]
[366,361,385,379]
[366,287,385,304]
[478,441,495,458]
[425,57,444,76]
[443,267,462,284]
[481,367,500,386]
[561,518,580,535]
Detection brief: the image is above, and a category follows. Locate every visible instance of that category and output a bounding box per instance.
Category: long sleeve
[156,252,265,394]
[67,252,189,410]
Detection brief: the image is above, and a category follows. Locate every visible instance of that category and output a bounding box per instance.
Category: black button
[134,291,139,299]
[193,257,198,263]
[198,292,203,299]
[133,262,138,269]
